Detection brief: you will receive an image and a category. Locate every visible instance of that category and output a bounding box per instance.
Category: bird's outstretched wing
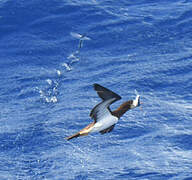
[90,97,119,122]
[94,84,121,101]
[90,84,121,122]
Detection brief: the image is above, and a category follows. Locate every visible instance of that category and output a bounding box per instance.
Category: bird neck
[112,100,133,118]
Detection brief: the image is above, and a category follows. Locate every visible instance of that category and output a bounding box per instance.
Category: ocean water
[0,0,192,179]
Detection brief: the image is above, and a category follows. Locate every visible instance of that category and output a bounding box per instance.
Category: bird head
[133,90,142,108]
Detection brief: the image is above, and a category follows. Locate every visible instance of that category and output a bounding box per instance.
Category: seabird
[66,84,141,140]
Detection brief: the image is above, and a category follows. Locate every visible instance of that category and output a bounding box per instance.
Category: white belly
[90,115,118,133]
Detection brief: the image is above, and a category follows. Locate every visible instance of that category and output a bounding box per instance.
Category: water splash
[62,63,72,71]
[36,79,59,103]
[56,70,62,77]
[60,32,91,73]
[67,51,80,63]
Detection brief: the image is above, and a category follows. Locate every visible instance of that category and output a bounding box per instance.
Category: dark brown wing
[94,84,121,101]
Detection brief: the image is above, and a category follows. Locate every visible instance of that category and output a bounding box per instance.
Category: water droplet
[46,79,52,85]
[56,70,62,76]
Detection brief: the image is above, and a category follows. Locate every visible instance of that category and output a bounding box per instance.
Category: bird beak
[139,101,143,110]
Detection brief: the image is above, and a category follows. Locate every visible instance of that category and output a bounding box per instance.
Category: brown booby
[66,84,141,140]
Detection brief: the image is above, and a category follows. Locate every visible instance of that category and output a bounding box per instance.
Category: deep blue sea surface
[0,0,192,179]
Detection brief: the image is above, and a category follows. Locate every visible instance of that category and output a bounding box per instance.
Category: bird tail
[65,131,89,141]
[65,132,80,140]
